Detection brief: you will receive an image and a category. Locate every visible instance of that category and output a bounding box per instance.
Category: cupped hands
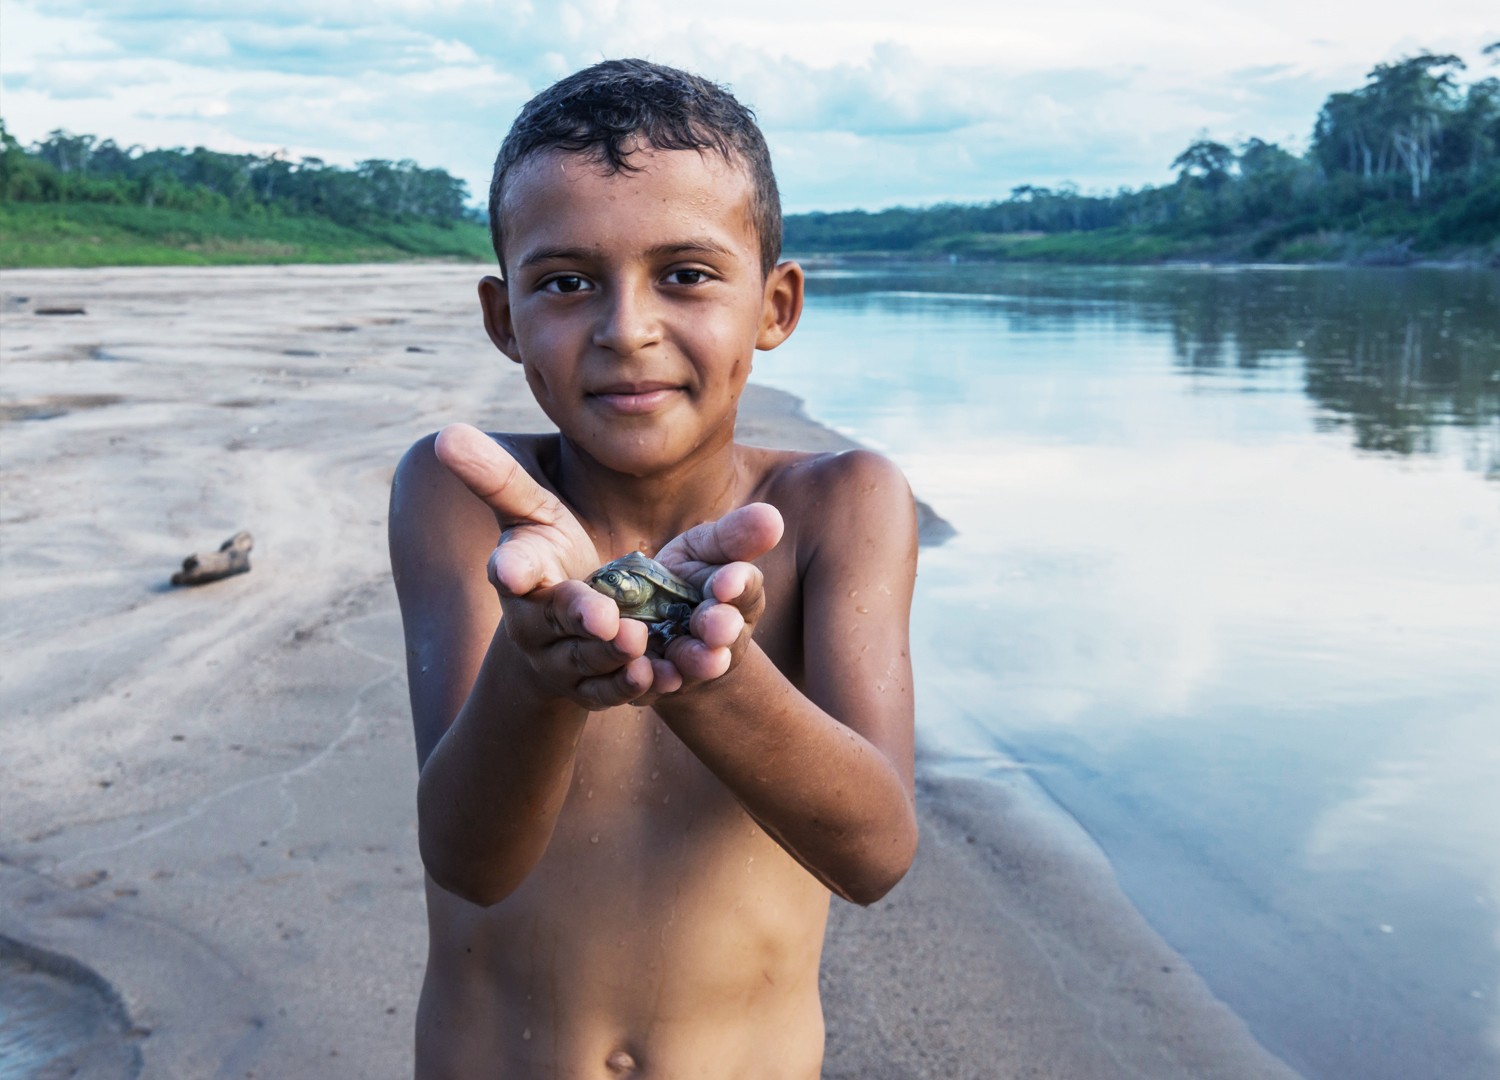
[433,422,781,709]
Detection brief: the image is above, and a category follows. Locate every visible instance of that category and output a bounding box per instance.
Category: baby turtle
[587,551,702,646]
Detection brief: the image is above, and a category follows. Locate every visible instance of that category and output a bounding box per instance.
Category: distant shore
[1,264,1295,1077]
[5,200,1494,272]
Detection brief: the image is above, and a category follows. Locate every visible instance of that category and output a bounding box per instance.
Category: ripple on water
[0,936,141,1080]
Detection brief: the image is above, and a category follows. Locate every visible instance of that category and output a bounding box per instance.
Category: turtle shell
[587,551,702,627]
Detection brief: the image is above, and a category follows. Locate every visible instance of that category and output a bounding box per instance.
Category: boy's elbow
[838,817,919,907]
[419,842,516,909]
[416,813,525,908]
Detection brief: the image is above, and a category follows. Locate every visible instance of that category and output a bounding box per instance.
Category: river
[754,261,1500,1080]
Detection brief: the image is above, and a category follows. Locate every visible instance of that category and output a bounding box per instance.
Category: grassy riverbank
[0,202,492,268]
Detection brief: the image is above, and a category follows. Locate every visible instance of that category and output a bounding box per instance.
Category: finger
[628,657,684,708]
[576,656,656,710]
[435,423,569,531]
[689,600,745,651]
[658,502,784,570]
[647,657,683,695]
[664,635,732,683]
[545,580,628,643]
[704,561,762,606]
[543,631,644,680]
[489,535,552,597]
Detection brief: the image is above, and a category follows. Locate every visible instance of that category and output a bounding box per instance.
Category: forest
[783,50,1500,263]
[2,48,1497,266]
[1,119,475,226]
[0,120,490,265]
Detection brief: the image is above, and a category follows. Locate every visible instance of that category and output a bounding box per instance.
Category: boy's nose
[591,281,663,356]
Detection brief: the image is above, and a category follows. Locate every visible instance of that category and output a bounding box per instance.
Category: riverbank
[5,200,1495,272]
[0,201,493,268]
[1,264,1295,1077]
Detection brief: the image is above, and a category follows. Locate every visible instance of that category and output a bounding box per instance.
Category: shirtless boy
[389,59,919,1078]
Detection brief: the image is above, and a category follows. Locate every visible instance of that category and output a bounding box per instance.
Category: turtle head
[587,566,650,607]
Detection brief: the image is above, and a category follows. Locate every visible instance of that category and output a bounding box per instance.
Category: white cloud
[2,0,1497,210]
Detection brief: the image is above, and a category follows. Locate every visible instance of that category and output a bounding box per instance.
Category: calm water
[754,263,1500,1080]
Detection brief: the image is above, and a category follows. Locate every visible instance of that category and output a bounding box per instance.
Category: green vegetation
[0,121,492,267]
[785,50,1500,265]
[0,202,492,267]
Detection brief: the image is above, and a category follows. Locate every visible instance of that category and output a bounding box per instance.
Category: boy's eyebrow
[517,239,736,269]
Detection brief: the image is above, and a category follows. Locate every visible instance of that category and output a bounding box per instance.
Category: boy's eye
[666,269,709,286]
[543,275,589,294]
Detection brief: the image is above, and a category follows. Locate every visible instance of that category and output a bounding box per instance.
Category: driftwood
[171,531,253,586]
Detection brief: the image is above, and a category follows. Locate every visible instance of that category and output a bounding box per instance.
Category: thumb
[434,423,567,531]
[660,502,785,572]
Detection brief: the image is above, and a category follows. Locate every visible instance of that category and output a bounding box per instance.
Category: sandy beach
[1,264,1297,1078]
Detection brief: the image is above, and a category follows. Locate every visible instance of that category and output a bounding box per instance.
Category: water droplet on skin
[847,589,858,598]
[522,1028,531,1040]
[650,770,659,780]
[591,834,600,844]
[663,794,671,804]
[856,606,869,614]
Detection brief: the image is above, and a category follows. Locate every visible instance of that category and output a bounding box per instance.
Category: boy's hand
[647,503,784,697]
[433,423,657,709]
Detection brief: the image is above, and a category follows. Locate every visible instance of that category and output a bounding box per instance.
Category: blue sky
[1,1,1494,213]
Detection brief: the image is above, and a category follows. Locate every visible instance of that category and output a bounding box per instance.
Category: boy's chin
[564,428,731,478]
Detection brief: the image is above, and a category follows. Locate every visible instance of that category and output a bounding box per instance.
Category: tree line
[784,49,1500,257]
[0,120,473,227]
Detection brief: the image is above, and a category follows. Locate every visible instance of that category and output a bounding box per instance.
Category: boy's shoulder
[741,442,917,562]
[747,441,908,501]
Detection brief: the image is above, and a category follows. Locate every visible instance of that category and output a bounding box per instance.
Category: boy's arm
[389,430,653,904]
[653,450,920,905]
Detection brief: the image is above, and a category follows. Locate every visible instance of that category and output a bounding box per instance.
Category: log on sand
[170,531,253,586]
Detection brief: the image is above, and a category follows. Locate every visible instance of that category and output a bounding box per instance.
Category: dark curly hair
[488,59,782,277]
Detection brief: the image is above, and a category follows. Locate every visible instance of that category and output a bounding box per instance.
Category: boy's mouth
[588,382,683,414]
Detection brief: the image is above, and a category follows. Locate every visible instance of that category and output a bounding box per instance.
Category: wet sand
[0,264,1297,1078]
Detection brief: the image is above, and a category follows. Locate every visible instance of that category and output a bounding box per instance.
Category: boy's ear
[478,275,522,363]
[755,260,805,351]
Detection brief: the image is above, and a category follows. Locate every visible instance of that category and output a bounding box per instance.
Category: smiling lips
[588,382,683,414]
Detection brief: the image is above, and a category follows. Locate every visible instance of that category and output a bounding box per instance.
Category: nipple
[605,1049,637,1073]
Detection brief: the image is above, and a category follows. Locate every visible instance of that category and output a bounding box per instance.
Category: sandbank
[1,264,1295,1077]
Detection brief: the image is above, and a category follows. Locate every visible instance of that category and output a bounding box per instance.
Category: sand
[0,264,1297,1078]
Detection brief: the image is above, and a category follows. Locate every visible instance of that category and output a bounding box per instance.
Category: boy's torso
[416,434,835,1079]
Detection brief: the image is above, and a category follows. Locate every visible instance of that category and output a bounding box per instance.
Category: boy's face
[480,146,802,479]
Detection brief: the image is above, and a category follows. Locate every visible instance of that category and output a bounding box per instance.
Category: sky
[1,1,1495,213]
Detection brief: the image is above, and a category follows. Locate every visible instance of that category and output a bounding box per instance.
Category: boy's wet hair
[489,58,782,277]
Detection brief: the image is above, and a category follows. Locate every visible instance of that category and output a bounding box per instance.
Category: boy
[389,59,918,1078]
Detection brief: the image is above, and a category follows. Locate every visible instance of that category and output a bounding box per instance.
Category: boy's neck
[547,433,747,558]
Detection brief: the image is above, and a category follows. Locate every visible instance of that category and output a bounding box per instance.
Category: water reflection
[800,263,1500,478]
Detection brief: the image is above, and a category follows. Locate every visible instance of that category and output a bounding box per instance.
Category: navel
[605,1049,637,1073]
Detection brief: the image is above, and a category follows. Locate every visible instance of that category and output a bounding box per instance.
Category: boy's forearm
[653,645,917,905]
[417,627,588,906]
